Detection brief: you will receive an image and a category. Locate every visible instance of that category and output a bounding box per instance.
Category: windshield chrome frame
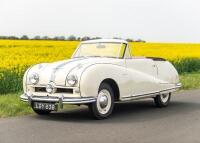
[71,42,128,59]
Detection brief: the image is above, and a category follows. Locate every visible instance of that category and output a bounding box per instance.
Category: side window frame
[124,44,132,59]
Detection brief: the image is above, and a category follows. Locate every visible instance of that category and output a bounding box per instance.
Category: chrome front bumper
[20,93,96,108]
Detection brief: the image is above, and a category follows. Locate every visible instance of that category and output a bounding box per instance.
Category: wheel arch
[100,78,120,101]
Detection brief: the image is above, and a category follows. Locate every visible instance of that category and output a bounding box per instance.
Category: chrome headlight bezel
[67,75,78,86]
[29,73,39,85]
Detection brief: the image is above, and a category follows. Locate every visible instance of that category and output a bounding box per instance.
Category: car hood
[27,57,124,86]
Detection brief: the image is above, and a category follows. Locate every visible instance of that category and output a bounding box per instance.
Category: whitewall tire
[89,83,114,119]
[154,93,171,107]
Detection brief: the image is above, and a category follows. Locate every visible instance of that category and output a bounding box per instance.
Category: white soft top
[81,39,128,44]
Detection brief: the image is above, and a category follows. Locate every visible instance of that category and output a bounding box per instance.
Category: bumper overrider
[20,93,96,109]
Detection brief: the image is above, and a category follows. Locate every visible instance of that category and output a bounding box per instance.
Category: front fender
[79,64,129,98]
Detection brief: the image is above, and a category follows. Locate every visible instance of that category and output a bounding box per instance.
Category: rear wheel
[154,93,171,107]
[89,83,114,119]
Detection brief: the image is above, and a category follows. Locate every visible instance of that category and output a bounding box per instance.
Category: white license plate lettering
[34,102,56,111]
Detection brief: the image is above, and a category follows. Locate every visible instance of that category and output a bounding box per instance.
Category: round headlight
[29,73,39,84]
[67,75,77,86]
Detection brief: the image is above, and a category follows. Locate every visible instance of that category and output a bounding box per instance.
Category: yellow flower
[0,40,200,76]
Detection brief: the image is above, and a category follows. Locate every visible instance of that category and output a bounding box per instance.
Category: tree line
[0,35,145,42]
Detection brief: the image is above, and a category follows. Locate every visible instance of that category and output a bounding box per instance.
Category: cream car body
[21,39,181,119]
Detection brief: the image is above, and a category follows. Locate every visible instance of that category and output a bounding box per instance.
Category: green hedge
[0,69,23,94]
[0,58,200,94]
[171,58,200,73]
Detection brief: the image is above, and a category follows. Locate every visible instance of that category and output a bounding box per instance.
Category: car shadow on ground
[33,98,200,123]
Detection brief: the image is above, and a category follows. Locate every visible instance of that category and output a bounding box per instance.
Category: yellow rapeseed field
[0,40,79,72]
[132,42,200,60]
[0,40,200,70]
[0,40,200,93]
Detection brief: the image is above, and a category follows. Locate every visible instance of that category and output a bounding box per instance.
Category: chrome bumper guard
[176,83,182,88]
[20,93,96,109]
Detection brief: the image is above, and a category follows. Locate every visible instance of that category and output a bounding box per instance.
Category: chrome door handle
[152,65,156,67]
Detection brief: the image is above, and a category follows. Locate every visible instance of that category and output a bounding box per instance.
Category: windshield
[72,43,127,58]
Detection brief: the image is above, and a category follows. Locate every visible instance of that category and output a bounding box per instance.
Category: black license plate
[33,102,57,111]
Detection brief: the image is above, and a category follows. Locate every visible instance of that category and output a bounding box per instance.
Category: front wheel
[154,93,171,107]
[89,83,114,119]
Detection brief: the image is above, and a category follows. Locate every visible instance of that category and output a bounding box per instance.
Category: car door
[124,46,159,96]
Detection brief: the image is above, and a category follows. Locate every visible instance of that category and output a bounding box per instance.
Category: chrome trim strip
[118,94,157,102]
[49,58,85,83]
[121,83,181,101]
[122,92,158,101]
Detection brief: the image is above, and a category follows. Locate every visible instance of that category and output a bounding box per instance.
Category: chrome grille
[34,87,73,94]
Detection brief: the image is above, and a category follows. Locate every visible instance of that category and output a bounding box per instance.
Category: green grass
[0,93,77,118]
[180,71,200,90]
[0,93,32,118]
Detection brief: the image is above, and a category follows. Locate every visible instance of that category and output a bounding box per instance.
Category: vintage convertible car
[20,39,181,119]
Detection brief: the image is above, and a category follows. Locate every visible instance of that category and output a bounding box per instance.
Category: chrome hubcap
[160,94,169,103]
[97,89,111,115]
[99,95,108,108]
